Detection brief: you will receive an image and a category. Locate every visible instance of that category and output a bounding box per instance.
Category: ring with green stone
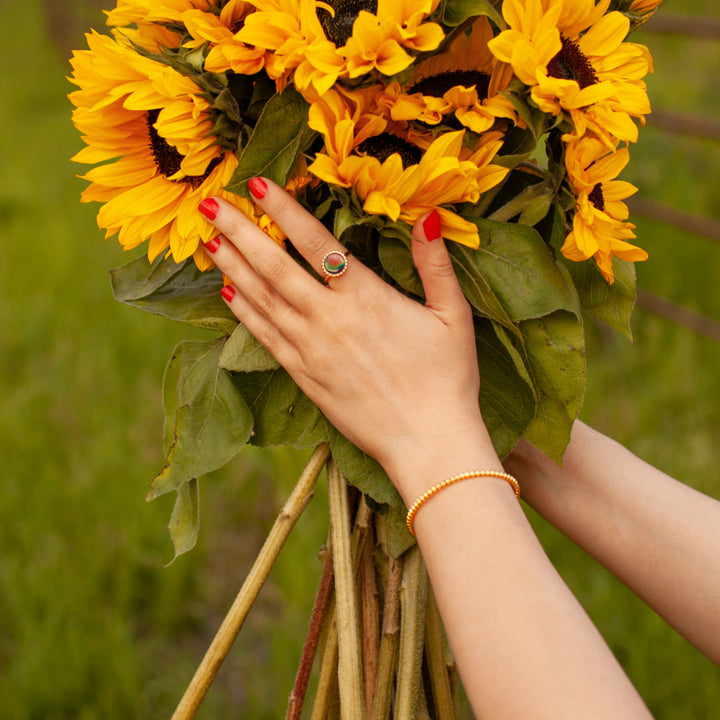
[321,250,348,282]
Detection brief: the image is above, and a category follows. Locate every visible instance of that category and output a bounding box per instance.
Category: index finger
[247,177,369,286]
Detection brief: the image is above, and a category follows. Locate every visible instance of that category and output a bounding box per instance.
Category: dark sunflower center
[547,35,598,89]
[409,70,491,99]
[317,0,378,47]
[146,109,219,189]
[356,133,422,169]
[147,109,183,178]
[589,182,605,211]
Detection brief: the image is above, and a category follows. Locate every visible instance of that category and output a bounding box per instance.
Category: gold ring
[321,250,348,282]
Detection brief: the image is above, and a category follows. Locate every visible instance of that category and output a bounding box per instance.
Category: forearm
[506,421,720,663]
[391,436,652,719]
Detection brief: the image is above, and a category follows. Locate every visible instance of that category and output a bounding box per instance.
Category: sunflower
[340,0,445,79]
[377,16,518,134]
[561,136,647,282]
[306,87,508,246]
[68,29,278,272]
[488,0,651,147]
[105,0,216,51]
[236,0,443,99]
[182,0,266,75]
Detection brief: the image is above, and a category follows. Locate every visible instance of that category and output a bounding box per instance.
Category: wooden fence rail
[643,14,720,39]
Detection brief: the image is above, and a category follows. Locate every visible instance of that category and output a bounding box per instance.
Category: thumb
[411,209,467,316]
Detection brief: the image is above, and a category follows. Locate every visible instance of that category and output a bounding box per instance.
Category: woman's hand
[198,178,495,503]
[198,180,656,720]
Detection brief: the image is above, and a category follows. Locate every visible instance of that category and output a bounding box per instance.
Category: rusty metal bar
[642,14,720,39]
[627,196,720,244]
[647,108,720,143]
[637,291,720,343]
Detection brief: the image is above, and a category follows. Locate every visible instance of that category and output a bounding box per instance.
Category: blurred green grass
[0,1,718,718]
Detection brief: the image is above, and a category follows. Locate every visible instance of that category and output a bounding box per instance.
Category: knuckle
[220,212,243,240]
[428,252,456,278]
[256,325,279,351]
[304,228,330,257]
[258,251,287,281]
[255,285,280,316]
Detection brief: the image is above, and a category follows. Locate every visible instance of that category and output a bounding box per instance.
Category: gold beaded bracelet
[405,470,521,537]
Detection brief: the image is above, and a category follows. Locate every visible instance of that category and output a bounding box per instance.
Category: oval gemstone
[323,251,347,276]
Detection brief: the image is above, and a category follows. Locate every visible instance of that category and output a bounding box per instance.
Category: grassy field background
[0,1,718,718]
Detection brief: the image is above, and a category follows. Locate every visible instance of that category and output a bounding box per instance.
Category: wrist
[382,418,504,507]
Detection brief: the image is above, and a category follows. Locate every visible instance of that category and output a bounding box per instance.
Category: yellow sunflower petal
[578,12,629,58]
[363,191,402,221]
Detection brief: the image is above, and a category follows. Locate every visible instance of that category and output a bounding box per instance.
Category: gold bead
[406,470,520,537]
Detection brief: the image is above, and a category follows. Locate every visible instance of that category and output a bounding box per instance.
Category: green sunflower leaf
[563,257,637,340]
[384,503,416,559]
[325,424,403,509]
[111,255,238,334]
[459,218,580,322]
[517,311,586,464]
[443,0,505,29]
[149,338,253,500]
[517,191,554,228]
[219,323,280,373]
[449,245,518,332]
[111,253,185,299]
[235,369,329,450]
[167,478,200,562]
[225,84,318,196]
[378,236,424,297]
[476,320,536,459]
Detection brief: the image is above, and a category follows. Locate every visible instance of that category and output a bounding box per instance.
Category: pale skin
[198,179,719,718]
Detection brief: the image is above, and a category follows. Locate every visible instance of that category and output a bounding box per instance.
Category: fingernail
[422,209,442,242]
[204,235,221,254]
[199,198,219,220]
[221,285,236,302]
[248,177,268,200]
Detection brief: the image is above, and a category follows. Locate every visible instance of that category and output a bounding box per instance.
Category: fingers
[220,278,300,371]
[205,232,301,332]
[199,195,322,307]
[411,209,470,320]
[245,177,349,275]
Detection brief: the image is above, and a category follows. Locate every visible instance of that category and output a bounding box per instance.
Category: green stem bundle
[172,447,461,720]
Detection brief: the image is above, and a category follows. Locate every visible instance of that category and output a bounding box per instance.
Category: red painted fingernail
[204,235,221,253]
[221,285,236,302]
[422,209,442,242]
[248,177,268,200]
[199,198,219,220]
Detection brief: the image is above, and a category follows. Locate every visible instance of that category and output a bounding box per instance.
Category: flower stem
[424,586,456,720]
[311,598,340,720]
[328,459,366,720]
[287,545,335,720]
[171,443,331,720]
[359,515,379,718]
[352,497,373,578]
[394,545,428,720]
[371,554,403,720]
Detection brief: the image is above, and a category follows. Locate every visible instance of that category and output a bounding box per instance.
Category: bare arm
[395,434,652,720]
[198,180,653,718]
[505,421,720,664]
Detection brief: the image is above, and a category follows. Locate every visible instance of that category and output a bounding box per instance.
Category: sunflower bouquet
[69,0,661,713]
